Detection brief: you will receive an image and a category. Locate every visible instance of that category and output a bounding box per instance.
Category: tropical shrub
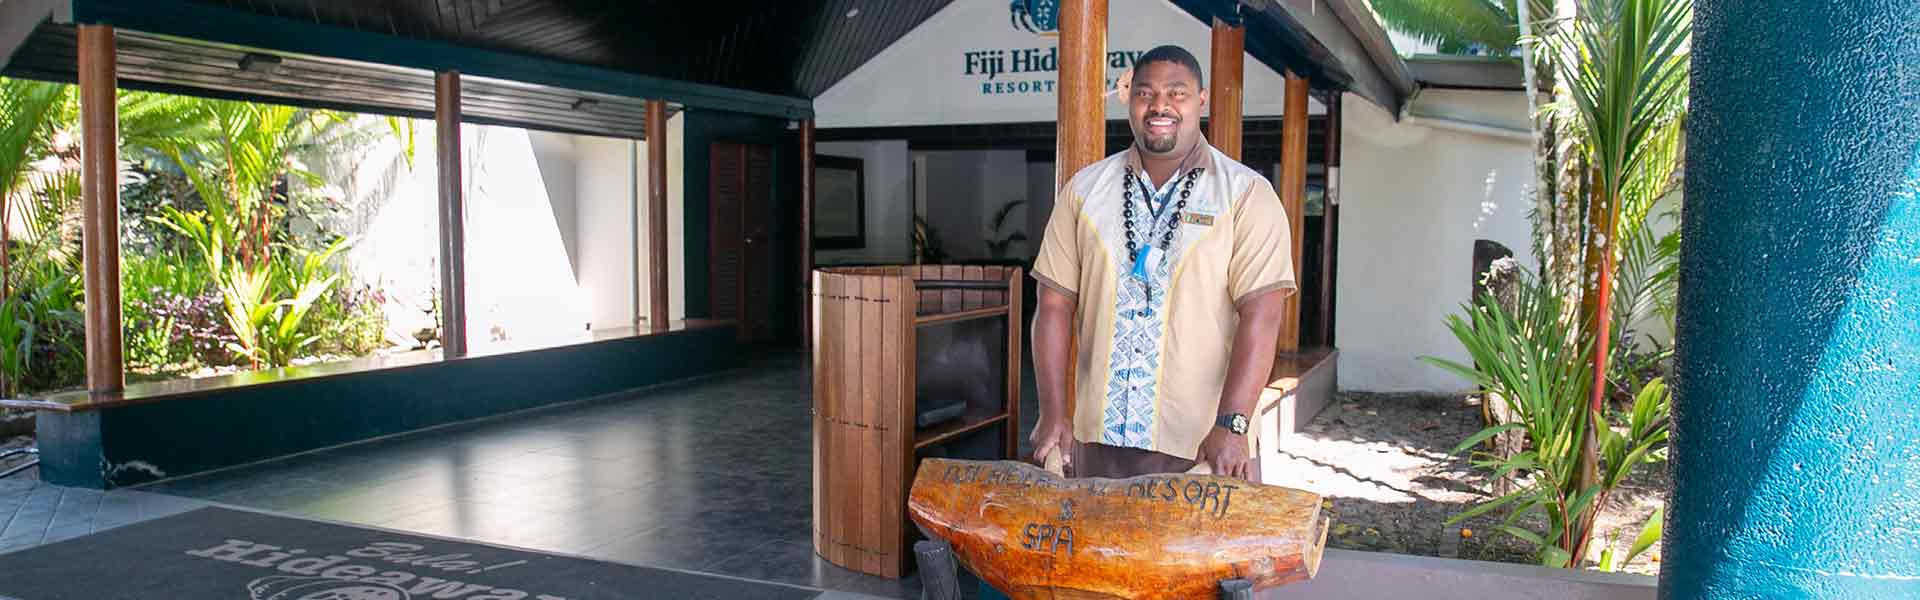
[1424,275,1670,568]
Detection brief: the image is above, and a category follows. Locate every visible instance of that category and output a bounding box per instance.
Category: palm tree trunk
[1574,167,1617,566]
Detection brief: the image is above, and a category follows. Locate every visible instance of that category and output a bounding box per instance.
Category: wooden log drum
[908,458,1329,599]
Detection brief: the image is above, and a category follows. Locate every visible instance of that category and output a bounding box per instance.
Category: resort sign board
[816,0,1306,128]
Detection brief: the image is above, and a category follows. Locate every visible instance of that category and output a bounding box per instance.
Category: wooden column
[1317,93,1341,348]
[1055,0,1107,421]
[800,118,815,347]
[435,71,468,358]
[1207,16,1245,160]
[79,25,123,393]
[1276,72,1309,353]
[1055,0,1108,190]
[646,100,670,333]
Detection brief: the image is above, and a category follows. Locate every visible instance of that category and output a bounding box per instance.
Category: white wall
[814,0,1321,128]
[915,150,1030,261]
[1337,91,1536,393]
[667,111,687,322]
[462,125,590,352]
[528,131,580,269]
[571,134,640,331]
[816,140,913,265]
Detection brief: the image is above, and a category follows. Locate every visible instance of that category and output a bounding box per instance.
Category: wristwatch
[1215,413,1249,436]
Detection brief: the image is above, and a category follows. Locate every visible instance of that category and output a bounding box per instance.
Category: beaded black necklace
[1121,164,1204,293]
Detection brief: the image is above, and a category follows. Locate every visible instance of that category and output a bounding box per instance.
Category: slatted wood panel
[744,145,775,342]
[710,143,744,325]
[811,266,1022,578]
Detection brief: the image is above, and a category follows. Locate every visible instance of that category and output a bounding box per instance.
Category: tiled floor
[1,353,1037,599]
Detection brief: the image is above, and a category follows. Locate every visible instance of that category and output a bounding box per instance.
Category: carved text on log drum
[908,459,1330,600]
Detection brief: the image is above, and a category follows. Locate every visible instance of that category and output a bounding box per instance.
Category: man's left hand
[1198,427,1251,481]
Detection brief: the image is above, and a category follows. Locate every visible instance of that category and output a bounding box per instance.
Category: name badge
[1181,213,1215,227]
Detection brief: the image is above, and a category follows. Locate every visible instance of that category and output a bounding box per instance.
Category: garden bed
[1267,391,1667,576]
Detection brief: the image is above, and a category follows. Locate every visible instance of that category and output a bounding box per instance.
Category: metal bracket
[913,539,962,600]
[1212,0,1245,27]
[1219,578,1255,600]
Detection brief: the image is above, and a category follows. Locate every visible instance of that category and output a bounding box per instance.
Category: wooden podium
[811,266,1025,578]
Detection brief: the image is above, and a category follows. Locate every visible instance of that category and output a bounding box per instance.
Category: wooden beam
[1276,72,1309,353]
[800,118,816,348]
[647,100,671,333]
[1316,93,1341,348]
[1208,17,1246,160]
[436,70,468,358]
[1055,0,1108,190]
[79,24,123,394]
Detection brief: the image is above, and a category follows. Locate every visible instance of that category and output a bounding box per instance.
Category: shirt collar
[1126,138,1215,192]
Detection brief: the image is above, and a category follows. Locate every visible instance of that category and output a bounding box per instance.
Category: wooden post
[1055,0,1108,190]
[1208,16,1245,160]
[647,100,671,333]
[1055,0,1106,423]
[1316,93,1341,348]
[79,24,123,393]
[1276,72,1309,353]
[435,71,468,358]
[800,118,815,347]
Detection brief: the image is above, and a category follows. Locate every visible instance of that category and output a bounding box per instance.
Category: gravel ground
[1265,392,1668,576]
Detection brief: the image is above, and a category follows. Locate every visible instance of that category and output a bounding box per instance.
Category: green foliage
[985,200,1029,259]
[1606,217,1679,394]
[1544,0,1691,223]
[0,79,72,201]
[211,239,348,368]
[0,255,85,394]
[122,253,220,374]
[2,80,415,387]
[1423,275,1593,566]
[0,78,84,394]
[913,215,948,264]
[1423,275,1672,568]
[307,277,389,358]
[1368,0,1548,55]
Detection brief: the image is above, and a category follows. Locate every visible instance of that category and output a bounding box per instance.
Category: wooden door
[709,142,776,343]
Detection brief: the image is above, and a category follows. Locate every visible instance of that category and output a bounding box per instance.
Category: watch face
[1231,414,1249,433]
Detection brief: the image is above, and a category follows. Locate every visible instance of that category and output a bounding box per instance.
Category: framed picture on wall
[815,155,865,250]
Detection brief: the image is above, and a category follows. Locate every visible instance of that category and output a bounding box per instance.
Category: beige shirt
[1032,143,1295,460]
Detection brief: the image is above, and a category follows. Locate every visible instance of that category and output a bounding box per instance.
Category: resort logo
[962,47,1146,96]
[191,538,566,599]
[1009,0,1060,34]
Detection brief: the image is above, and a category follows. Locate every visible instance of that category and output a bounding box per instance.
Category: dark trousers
[1071,442,1263,483]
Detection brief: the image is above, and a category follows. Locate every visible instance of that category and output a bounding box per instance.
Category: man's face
[1128,60,1207,156]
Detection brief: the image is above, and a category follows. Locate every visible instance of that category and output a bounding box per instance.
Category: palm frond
[1370,0,1521,53]
[0,78,72,199]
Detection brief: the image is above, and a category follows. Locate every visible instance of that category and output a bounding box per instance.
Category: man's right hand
[1031,417,1075,474]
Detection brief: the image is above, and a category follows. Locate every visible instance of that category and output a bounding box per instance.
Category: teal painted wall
[38,328,738,489]
[1667,1,1920,597]
[681,109,803,343]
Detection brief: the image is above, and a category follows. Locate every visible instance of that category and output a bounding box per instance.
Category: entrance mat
[0,506,822,600]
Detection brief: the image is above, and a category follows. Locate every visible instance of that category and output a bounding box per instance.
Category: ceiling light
[846,8,860,18]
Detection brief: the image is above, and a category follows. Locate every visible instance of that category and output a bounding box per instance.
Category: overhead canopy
[1,0,1417,135]
[1225,0,1418,117]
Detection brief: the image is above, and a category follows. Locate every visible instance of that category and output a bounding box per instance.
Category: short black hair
[1135,45,1204,87]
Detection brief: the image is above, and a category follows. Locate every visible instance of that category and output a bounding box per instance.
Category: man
[1030,45,1293,482]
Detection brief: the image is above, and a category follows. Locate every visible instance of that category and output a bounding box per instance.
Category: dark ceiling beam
[68,0,814,119]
